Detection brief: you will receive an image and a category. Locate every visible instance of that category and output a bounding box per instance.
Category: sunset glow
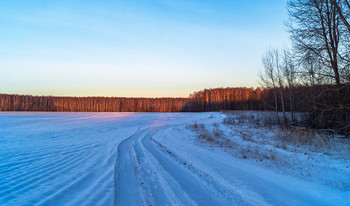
[0,0,289,97]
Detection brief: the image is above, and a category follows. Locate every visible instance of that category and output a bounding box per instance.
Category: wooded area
[0,87,265,113]
[260,0,350,135]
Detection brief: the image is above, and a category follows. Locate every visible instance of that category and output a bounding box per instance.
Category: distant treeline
[1,84,348,114]
[0,87,266,112]
[1,85,350,134]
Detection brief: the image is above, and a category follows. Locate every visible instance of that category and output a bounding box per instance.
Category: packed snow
[0,112,349,205]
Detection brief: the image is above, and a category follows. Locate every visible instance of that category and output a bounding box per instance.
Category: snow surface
[0,112,349,205]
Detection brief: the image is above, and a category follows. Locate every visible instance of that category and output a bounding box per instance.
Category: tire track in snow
[142,132,249,206]
[114,119,249,206]
[131,132,197,205]
[114,129,147,206]
[115,128,198,206]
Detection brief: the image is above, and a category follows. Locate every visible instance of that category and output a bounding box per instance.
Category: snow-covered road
[0,112,348,205]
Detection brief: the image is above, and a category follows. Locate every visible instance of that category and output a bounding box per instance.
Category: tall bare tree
[287,0,343,86]
[260,48,281,124]
[282,49,297,122]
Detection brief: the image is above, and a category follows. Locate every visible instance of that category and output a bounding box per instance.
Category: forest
[0,87,265,113]
[258,0,350,135]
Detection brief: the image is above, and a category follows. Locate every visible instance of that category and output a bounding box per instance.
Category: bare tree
[282,49,298,122]
[260,48,281,124]
[287,0,343,86]
[275,50,288,124]
[335,0,350,82]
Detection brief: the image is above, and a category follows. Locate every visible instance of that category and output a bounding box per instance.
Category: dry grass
[190,122,237,148]
[223,112,341,151]
[190,121,278,162]
[276,127,327,148]
[223,112,281,127]
[190,122,215,143]
[238,145,277,161]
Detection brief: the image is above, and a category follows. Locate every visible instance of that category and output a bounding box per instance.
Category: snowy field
[0,112,349,206]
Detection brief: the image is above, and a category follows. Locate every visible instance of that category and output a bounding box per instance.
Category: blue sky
[0,0,289,97]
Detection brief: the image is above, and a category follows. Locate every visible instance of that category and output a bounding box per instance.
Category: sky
[0,0,289,97]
